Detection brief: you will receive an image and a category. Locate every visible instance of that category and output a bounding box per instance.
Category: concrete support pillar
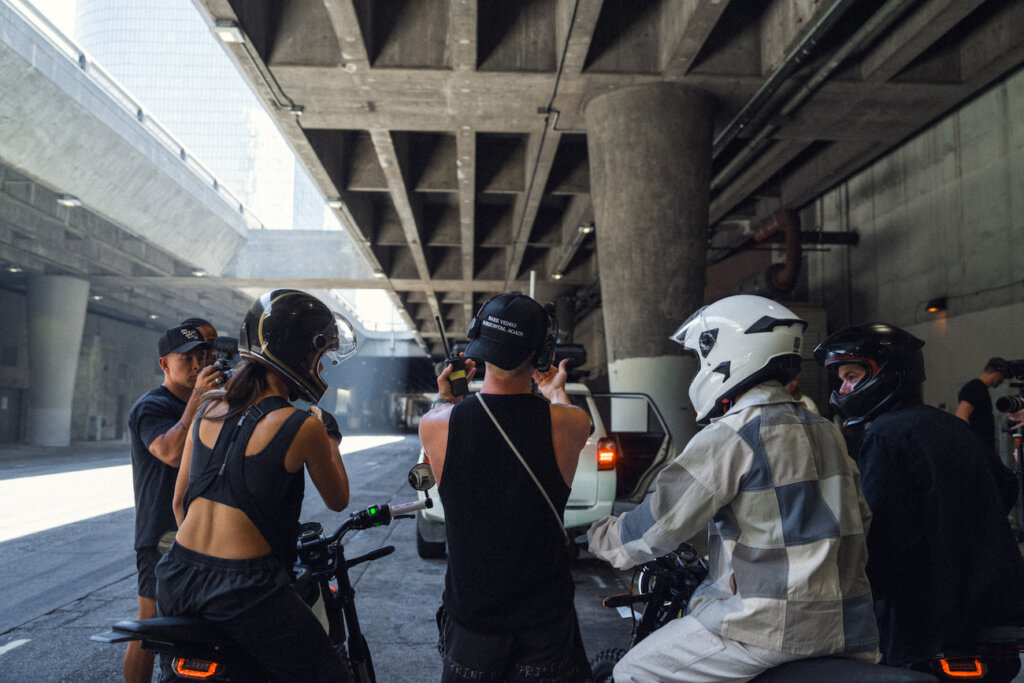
[26,275,90,446]
[585,83,715,452]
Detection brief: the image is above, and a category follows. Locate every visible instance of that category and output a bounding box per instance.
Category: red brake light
[597,437,616,471]
[939,658,986,678]
[174,658,221,680]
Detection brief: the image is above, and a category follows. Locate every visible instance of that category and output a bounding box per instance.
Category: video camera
[995,359,1024,415]
[212,336,239,380]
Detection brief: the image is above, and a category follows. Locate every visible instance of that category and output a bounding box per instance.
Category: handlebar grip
[389,499,430,516]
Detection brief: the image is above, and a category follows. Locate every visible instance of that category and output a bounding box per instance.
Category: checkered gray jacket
[588,382,879,657]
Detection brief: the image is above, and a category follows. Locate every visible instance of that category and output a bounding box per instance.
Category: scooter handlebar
[389,498,432,516]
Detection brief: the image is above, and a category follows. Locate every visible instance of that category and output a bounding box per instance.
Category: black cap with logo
[464,293,549,370]
[158,324,211,357]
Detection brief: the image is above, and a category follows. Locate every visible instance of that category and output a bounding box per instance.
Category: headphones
[467,294,559,370]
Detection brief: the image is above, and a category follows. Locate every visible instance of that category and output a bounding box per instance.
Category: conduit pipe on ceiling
[711,0,914,195]
[732,210,802,296]
[712,0,861,159]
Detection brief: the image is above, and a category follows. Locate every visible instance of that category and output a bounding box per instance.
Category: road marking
[0,639,30,656]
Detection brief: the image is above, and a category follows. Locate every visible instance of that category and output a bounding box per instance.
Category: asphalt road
[0,435,631,682]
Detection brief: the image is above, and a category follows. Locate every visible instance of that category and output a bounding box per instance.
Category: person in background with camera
[419,292,594,682]
[124,323,225,683]
[181,317,218,366]
[956,357,1006,452]
[816,325,1024,676]
[586,295,878,682]
[157,289,355,682]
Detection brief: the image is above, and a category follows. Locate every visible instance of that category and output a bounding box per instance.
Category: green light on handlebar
[368,506,377,515]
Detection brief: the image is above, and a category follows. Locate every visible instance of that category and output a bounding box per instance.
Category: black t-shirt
[958,378,995,450]
[129,385,185,550]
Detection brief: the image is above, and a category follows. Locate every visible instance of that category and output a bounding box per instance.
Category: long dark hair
[201,359,274,421]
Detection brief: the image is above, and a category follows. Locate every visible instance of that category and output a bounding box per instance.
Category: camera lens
[996,395,1024,414]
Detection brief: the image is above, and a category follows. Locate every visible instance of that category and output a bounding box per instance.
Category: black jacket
[857,402,1024,664]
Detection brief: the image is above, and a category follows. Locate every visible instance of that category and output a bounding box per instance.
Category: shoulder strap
[182,396,294,515]
[475,393,569,546]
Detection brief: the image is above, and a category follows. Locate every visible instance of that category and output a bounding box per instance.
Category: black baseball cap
[158,324,211,357]
[465,293,548,370]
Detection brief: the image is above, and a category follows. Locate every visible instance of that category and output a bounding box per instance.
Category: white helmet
[671,295,806,424]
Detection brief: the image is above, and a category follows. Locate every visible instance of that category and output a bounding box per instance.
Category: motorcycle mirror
[408,463,435,491]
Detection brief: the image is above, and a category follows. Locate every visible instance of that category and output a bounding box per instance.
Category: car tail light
[597,437,616,471]
[173,658,221,680]
[938,658,986,678]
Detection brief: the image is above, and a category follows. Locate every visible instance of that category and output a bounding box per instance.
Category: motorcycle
[91,463,437,682]
[584,539,1024,682]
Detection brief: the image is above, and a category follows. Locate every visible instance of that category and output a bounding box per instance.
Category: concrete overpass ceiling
[192,0,1024,360]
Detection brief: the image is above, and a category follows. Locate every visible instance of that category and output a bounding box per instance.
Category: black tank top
[440,393,573,633]
[185,404,307,565]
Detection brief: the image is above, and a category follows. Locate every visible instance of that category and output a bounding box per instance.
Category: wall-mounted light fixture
[925,296,947,314]
[92,294,103,301]
[326,198,344,209]
[7,266,23,273]
[212,20,245,44]
[57,194,82,207]
[191,269,207,278]
[372,270,386,279]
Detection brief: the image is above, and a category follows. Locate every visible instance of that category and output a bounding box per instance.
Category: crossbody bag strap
[475,393,570,546]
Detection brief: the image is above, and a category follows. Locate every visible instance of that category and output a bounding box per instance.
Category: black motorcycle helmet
[813,323,925,427]
[238,289,356,403]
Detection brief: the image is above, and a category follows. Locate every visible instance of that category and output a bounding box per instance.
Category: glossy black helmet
[238,289,357,403]
[813,323,924,427]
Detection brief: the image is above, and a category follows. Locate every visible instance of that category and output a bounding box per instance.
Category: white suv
[415,382,672,558]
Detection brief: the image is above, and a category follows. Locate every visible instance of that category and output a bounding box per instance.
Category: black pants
[156,543,352,683]
[437,604,593,682]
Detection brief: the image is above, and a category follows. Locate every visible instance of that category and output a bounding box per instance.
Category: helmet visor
[320,312,357,369]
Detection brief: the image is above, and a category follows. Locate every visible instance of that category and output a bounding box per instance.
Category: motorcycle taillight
[938,657,986,678]
[174,657,222,680]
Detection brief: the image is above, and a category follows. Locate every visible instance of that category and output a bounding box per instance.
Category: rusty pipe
[752,210,802,292]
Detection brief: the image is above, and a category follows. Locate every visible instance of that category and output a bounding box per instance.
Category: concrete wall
[0,289,161,443]
[805,65,1024,447]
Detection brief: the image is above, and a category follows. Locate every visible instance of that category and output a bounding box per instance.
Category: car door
[591,392,674,504]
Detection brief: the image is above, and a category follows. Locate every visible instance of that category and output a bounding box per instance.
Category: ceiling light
[212,20,245,44]
[148,314,158,320]
[92,295,103,301]
[372,270,386,279]
[579,222,594,235]
[191,269,207,278]
[925,296,947,314]
[57,194,81,207]
[326,198,344,209]
[8,266,22,273]
[552,272,563,280]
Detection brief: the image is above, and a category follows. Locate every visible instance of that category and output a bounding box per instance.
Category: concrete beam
[662,0,734,78]
[862,0,986,83]
[505,127,562,287]
[368,129,440,320]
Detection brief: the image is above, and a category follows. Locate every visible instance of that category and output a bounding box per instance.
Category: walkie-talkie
[435,316,468,396]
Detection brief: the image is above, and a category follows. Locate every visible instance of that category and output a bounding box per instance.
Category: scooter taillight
[938,657,986,678]
[173,657,221,679]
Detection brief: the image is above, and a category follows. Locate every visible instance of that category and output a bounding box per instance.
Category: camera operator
[181,317,218,367]
[124,324,225,683]
[956,357,1006,452]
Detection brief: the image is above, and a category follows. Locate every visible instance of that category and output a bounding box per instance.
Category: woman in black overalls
[156,288,356,682]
